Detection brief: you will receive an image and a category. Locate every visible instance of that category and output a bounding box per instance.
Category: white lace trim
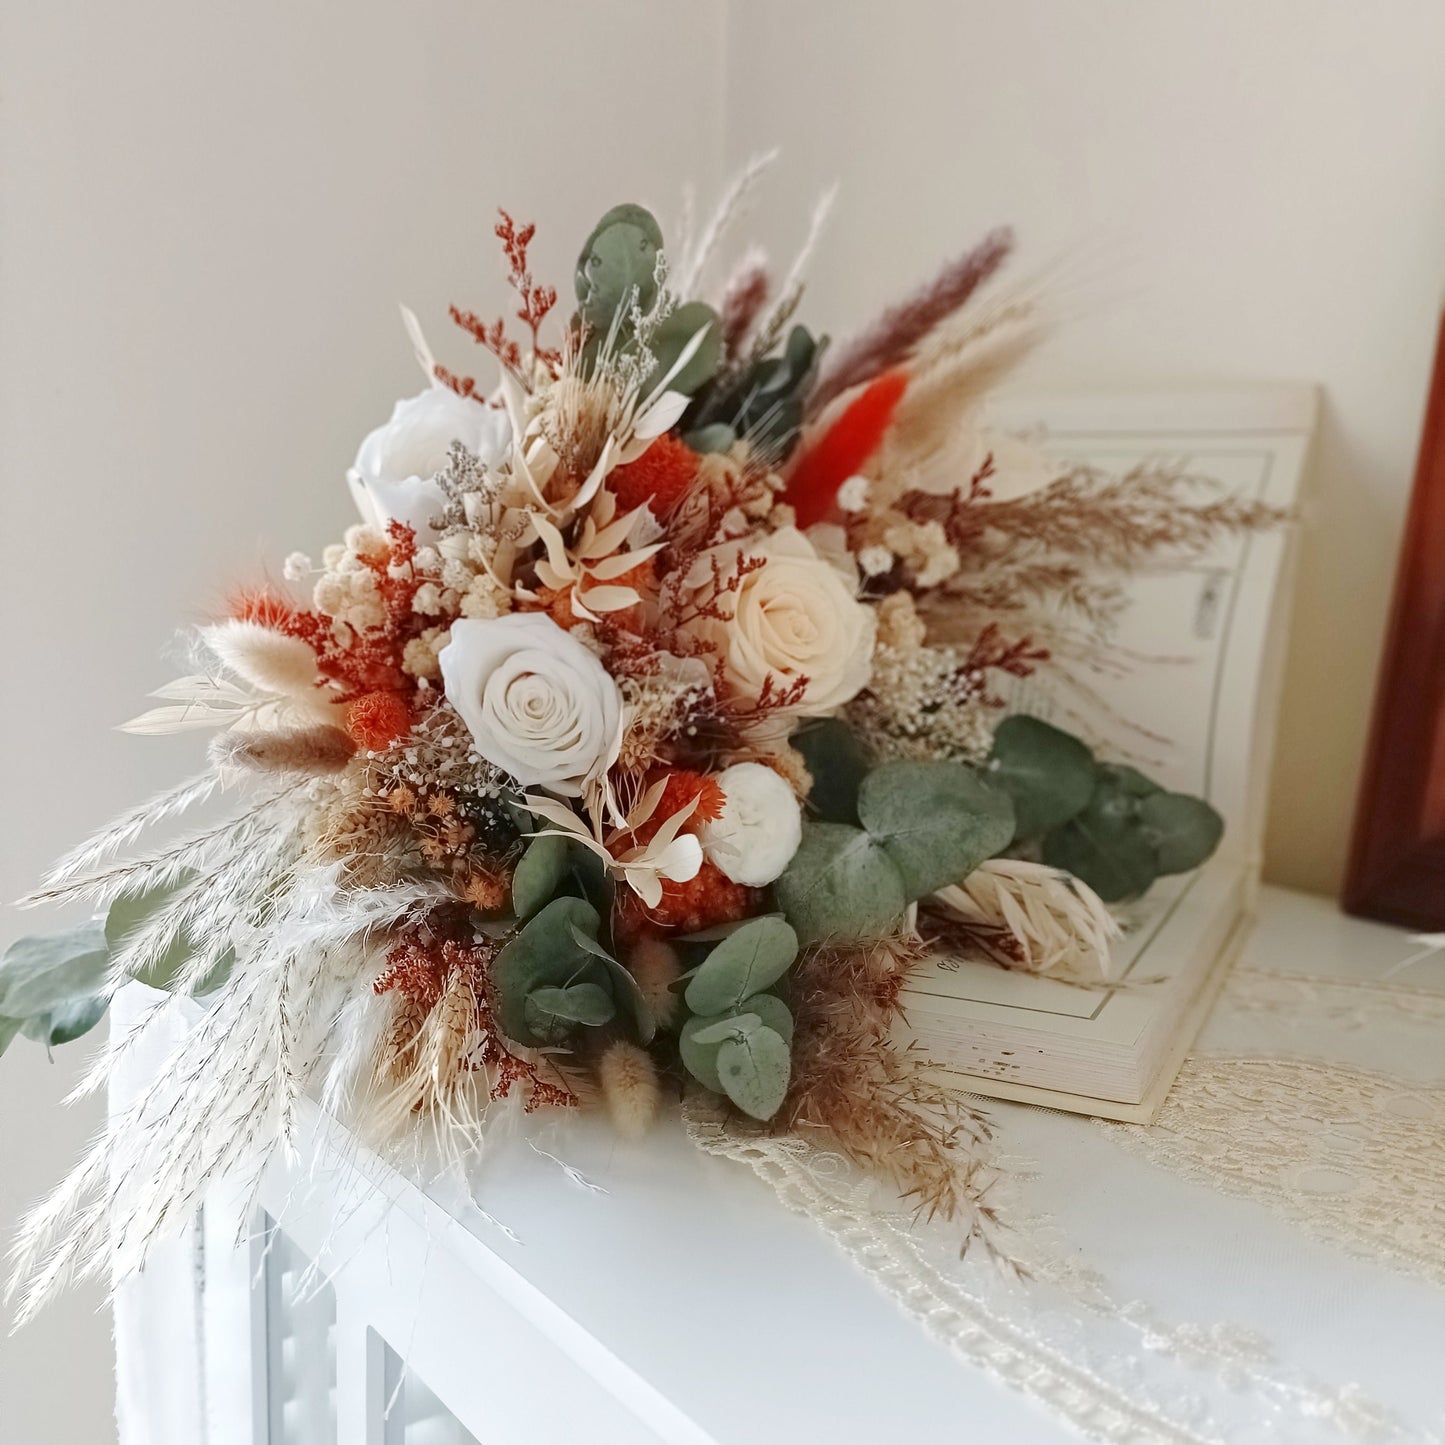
[685,1101,1423,1444]
[1098,1056,1445,1287]
[1222,969,1445,1029]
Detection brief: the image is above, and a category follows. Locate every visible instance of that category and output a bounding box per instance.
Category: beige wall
[724,0,1445,895]
[4,1,1444,1438]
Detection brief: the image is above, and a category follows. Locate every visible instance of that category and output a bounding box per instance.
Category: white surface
[113,887,1445,1442]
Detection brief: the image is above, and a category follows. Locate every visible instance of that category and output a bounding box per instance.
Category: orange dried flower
[609,434,698,517]
[459,869,510,912]
[648,769,725,831]
[615,859,763,941]
[346,690,413,750]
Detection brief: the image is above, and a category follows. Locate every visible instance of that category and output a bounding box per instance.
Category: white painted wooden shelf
[111,887,1443,1443]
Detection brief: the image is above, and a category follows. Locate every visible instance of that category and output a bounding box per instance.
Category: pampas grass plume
[597,1040,660,1139]
[627,936,681,1027]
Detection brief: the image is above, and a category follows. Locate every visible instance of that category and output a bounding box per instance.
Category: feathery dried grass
[779,935,1004,1249]
[8,871,446,1325]
[809,227,1014,415]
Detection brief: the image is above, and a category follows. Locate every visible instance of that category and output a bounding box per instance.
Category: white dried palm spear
[6,869,447,1325]
[934,858,1121,983]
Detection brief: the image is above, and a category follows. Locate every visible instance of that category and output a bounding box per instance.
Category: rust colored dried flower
[609,433,699,517]
[615,859,762,941]
[346,690,413,751]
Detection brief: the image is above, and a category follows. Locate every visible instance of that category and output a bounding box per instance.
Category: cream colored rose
[692,527,876,715]
[438,614,622,795]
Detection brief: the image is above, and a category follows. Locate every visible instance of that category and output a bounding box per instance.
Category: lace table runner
[693,919,1445,1443]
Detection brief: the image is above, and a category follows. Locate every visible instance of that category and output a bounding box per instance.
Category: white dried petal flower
[282,551,312,581]
[698,762,803,887]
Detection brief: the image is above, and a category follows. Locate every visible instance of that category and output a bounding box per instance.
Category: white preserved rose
[698,762,803,886]
[438,614,622,796]
[347,386,511,541]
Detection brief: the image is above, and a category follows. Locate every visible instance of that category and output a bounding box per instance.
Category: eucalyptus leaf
[493,896,610,1047]
[26,993,109,1049]
[679,993,793,1096]
[1139,792,1224,876]
[523,983,615,1036]
[773,822,908,944]
[715,1026,791,1121]
[575,204,663,329]
[685,916,798,1016]
[857,761,1015,897]
[684,423,736,454]
[644,302,721,397]
[987,716,1097,841]
[0,1015,24,1057]
[688,1012,763,1047]
[511,834,569,920]
[0,923,110,1019]
[1097,763,1161,798]
[677,915,785,944]
[791,717,870,825]
[568,924,655,1043]
[1042,779,1159,903]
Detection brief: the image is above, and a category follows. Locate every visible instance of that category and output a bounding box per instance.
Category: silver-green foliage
[493,895,654,1049]
[677,917,799,1121]
[776,759,1015,944]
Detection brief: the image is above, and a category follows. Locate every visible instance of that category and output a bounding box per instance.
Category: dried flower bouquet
[4,174,1280,1319]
